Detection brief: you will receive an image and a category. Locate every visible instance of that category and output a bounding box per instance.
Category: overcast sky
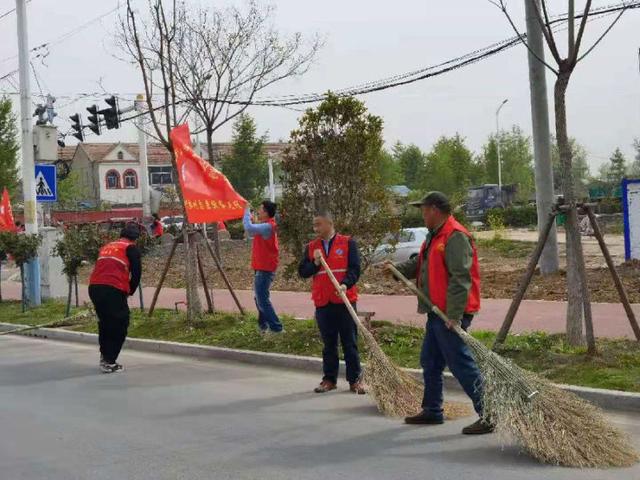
[1,0,638,173]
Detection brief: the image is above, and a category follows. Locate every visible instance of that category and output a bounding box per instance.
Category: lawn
[1,300,639,393]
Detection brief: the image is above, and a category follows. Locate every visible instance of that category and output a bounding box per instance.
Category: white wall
[98,163,142,204]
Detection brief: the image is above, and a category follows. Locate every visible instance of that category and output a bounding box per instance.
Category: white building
[58,141,287,207]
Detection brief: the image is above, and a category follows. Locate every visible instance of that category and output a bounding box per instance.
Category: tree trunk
[65,275,73,317]
[205,129,222,260]
[554,71,584,346]
[74,275,79,308]
[183,229,203,323]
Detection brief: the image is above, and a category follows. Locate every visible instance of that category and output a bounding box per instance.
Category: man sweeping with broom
[299,211,366,395]
[388,192,493,435]
[88,223,142,373]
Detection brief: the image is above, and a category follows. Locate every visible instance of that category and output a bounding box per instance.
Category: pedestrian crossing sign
[35,164,57,202]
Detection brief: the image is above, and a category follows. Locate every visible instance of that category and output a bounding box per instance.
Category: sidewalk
[2,280,638,339]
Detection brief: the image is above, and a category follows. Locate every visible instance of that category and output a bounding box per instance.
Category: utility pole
[136,95,151,218]
[525,0,560,274]
[15,0,41,305]
[267,153,276,202]
[496,98,508,194]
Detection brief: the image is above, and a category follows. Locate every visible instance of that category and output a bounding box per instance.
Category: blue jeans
[254,270,282,332]
[421,312,483,419]
[315,303,362,384]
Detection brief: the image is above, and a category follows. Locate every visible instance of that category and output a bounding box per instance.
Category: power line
[0,4,121,64]
[12,0,640,141]
[0,0,32,22]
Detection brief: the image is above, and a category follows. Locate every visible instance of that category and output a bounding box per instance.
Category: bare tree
[119,0,203,320]
[173,0,321,165]
[170,0,320,255]
[489,0,632,351]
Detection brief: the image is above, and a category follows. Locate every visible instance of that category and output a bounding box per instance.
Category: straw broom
[388,264,639,468]
[317,256,470,419]
[0,310,95,336]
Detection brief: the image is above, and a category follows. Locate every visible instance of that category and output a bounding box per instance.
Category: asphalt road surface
[1,335,639,480]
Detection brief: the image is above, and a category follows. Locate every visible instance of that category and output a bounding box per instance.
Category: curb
[1,322,639,412]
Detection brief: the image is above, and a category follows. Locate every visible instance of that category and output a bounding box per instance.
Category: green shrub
[486,210,506,240]
[226,220,245,240]
[488,205,538,228]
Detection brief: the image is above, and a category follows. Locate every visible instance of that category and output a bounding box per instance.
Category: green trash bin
[556,213,566,226]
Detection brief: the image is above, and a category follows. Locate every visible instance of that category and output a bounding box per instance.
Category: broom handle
[387,264,467,337]
[0,310,93,336]
[317,255,369,334]
[388,264,539,399]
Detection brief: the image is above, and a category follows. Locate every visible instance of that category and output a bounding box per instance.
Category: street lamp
[496,98,509,196]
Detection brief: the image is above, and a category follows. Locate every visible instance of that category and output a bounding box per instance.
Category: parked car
[161,215,184,230]
[371,227,429,264]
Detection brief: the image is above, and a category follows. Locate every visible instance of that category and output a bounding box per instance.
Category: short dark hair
[261,200,277,218]
[152,213,160,220]
[313,210,334,223]
[120,222,141,240]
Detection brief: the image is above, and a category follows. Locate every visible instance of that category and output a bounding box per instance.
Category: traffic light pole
[136,96,151,218]
[15,0,41,306]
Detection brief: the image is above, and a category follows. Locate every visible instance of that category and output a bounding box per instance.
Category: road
[1,336,639,480]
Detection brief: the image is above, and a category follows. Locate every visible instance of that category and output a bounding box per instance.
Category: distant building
[58,142,287,206]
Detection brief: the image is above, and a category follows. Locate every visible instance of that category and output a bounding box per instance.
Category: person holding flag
[243,201,283,334]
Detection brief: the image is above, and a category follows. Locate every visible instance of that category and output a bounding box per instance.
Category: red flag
[0,188,16,232]
[170,124,247,223]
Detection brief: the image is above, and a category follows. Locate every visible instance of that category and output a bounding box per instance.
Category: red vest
[89,239,135,294]
[152,220,164,237]
[416,216,481,315]
[308,234,358,307]
[251,218,279,272]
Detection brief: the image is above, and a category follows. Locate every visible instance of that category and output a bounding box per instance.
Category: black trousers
[88,285,130,364]
[315,302,362,384]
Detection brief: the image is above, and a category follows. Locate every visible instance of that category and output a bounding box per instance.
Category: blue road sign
[35,164,57,202]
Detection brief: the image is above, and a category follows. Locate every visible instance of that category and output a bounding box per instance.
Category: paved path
[2,280,639,338]
[1,335,638,480]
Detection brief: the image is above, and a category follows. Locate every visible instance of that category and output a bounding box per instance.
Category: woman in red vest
[243,200,283,333]
[298,211,365,395]
[88,223,142,373]
[388,192,493,435]
[151,213,164,238]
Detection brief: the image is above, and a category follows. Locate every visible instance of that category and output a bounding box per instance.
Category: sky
[0,0,639,174]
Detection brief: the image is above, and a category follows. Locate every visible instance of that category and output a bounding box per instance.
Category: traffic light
[69,113,84,142]
[86,105,101,135]
[99,95,120,130]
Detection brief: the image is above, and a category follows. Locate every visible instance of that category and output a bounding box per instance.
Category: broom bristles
[466,337,639,468]
[359,324,471,419]
[388,264,639,467]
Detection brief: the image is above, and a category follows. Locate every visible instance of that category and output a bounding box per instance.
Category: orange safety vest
[308,234,358,308]
[251,218,279,272]
[416,216,481,315]
[152,220,164,237]
[89,238,135,294]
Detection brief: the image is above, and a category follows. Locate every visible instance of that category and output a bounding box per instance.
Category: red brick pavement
[2,281,638,339]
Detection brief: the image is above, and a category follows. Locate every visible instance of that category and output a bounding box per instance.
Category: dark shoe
[404,411,444,425]
[100,363,124,374]
[349,381,366,395]
[314,380,337,393]
[462,418,495,435]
